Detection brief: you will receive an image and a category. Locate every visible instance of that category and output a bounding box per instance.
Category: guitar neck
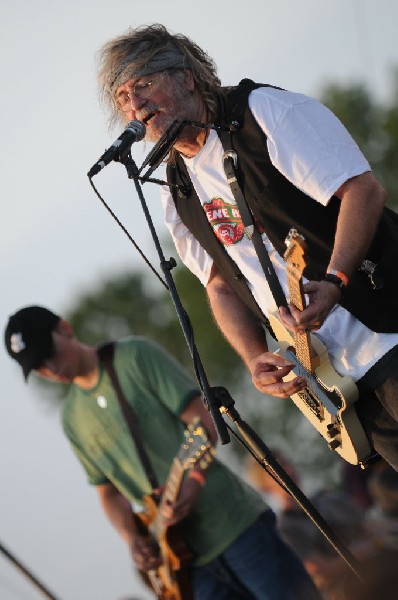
[151,458,184,539]
[287,267,315,374]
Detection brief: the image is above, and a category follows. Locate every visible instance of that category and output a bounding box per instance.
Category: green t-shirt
[62,337,266,565]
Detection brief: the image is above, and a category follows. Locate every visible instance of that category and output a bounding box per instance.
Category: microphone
[139,120,185,179]
[87,120,146,177]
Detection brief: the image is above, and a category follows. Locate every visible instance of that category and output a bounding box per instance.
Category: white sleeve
[160,185,214,286]
[249,87,371,205]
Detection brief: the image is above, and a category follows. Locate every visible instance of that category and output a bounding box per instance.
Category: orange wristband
[327,269,349,287]
[188,470,206,486]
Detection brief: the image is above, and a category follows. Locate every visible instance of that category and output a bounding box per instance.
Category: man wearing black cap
[4,305,320,600]
[5,306,60,379]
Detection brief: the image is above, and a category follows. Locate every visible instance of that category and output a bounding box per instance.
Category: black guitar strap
[98,342,160,491]
[218,126,288,310]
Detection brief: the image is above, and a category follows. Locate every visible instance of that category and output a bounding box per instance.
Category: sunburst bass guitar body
[135,419,215,600]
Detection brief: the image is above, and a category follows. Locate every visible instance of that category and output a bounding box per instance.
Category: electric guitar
[135,419,215,600]
[268,228,373,466]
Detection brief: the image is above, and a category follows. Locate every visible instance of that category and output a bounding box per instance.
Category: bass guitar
[135,418,214,600]
[268,228,373,466]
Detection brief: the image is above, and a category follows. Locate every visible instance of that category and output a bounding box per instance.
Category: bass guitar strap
[98,342,160,492]
[218,125,288,310]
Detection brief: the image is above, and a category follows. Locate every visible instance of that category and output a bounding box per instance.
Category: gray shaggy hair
[96,23,222,129]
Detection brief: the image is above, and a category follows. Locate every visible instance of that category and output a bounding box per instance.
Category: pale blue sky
[1,1,398,598]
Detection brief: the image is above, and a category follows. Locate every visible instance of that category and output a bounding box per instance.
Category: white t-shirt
[161,86,398,381]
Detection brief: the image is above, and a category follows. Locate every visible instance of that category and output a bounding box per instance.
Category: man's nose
[127,92,147,112]
[124,96,147,122]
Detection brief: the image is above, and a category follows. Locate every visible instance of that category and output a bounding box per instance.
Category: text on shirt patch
[203,198,264,247]
[203,198,245,246]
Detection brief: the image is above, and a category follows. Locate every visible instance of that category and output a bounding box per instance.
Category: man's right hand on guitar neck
[160,475,204,526]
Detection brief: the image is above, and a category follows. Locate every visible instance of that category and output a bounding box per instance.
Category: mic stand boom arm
[119,136,364,585]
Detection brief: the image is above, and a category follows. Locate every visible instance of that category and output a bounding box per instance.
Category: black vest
[167,79,398,333]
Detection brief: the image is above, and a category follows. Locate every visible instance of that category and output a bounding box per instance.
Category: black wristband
[323,273,345,289]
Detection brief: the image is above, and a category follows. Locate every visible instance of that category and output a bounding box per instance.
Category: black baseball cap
[4,306,61,380]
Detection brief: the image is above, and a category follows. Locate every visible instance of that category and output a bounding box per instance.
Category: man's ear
[56,319,74,338]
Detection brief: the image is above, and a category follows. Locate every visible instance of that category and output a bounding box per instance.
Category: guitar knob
[326,424,340,438]
[329,439,341,450]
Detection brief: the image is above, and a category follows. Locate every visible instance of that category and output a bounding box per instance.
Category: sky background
[1,1,398,598]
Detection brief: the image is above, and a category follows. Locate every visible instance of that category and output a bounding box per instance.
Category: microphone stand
[113,134,364,583]
[121,153,230,445]
[0,540,60,600]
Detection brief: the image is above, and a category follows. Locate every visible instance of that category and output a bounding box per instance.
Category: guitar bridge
[297,388,325,421]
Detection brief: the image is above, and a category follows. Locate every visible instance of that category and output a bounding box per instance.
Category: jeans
[191,510,321,600]
[356,345,398,470]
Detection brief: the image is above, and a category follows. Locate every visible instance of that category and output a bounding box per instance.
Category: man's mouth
[143,111,157,125]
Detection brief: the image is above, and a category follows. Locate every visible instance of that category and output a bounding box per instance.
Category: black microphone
[87,120,146,177]
[139,120,184,178]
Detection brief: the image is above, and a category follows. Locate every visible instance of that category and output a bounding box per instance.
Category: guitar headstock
[283,228,308,279]
[177,417,215,472]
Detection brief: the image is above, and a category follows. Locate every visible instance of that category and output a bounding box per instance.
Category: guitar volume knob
[326,424,340,438]
[329,439,341,450]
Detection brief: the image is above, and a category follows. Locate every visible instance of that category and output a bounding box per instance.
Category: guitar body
[269,313,372,466]
[269,228,374,467]
[134,499,193,600]
[133,420,213,600]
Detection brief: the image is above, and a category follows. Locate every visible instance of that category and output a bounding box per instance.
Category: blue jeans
[356,345,398,470]
[191,510,321,599]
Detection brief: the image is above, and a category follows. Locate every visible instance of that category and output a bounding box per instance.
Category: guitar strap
[218,126,288,310]
[98,342,160,491]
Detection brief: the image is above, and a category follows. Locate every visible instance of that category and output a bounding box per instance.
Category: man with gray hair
[97,24,220,149]
[96,23,398,472]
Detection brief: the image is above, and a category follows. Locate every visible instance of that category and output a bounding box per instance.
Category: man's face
[114,69,197,143]
[36,328,79,383]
